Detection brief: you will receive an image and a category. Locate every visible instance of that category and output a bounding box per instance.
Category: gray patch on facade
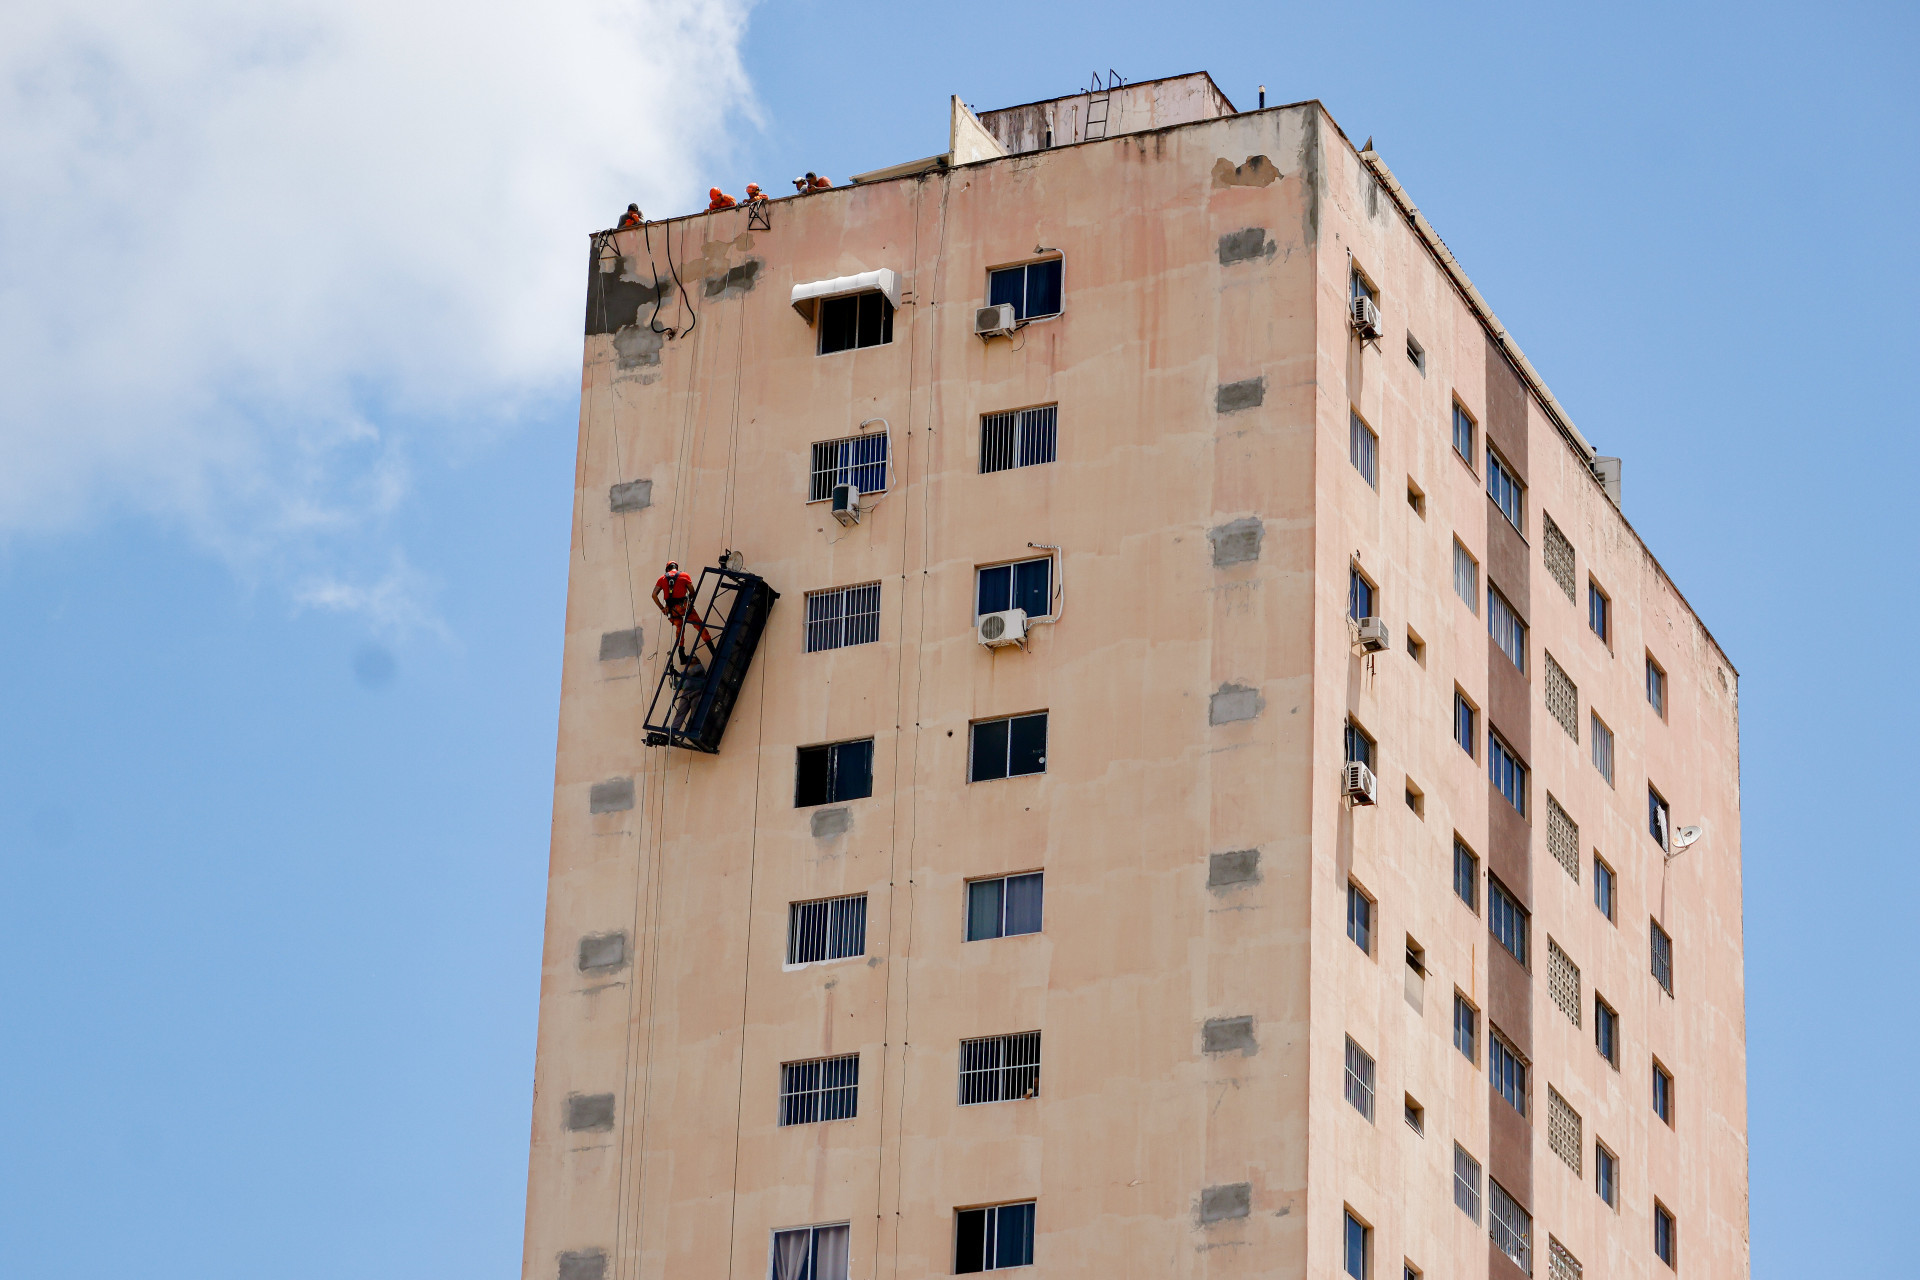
[702,259,762,297]
[1208,849,1261,889]
[578,932,628,972]
[598,628,643,661]
[1203,1016,1257,1056]
[612,324,664,369]
[811,807,852,838]
[1217,228,1276,265]
[557,1250,608,1280]
[1198,1182,1253,1223]
[1211,155,1281,188]
[1209,683,1265,725]
[609,479,652,512]
[1214,378,1265,413]
[589,778,634,814]
[1300,113,1322,247]
[565,1092,616,1132]
[1208,517,1264,566]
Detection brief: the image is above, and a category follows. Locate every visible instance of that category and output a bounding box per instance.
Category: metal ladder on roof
[1083,69,1122,140]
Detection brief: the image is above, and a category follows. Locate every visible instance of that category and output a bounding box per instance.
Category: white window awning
[791,268,900,321]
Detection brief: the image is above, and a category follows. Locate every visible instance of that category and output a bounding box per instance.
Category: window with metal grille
[1350,412,1378,488]
[1454,539,1480,613]
[1490,1030,1528,1116]
[1588,579,1611,645]
[1594,857,1616,922]
[1489,585,1526,672]
[1543,513,1576,602]
[1647,654,1667,718]
[1653,1059,1675,1125]
[1344,1036,1376,1121]
[1651,919,1674,994]
[1595,995,1619,1067]
[1654,1201,1677,1268]
[1489,877,1529,966]
[969,712,1047,782]
[795,739,874,807]
[966,871,1043,941]
[1344,720,1375,771]
[809,432,889,502]
[1349,566,1376,622]
[804,583,881,653]
[976,557,1052,621]
[779,1054,859,1125]
[1549,1236,1584,1280]
[1487,446,1523,530]
[988,258,1063,321]
[1548,938,1581,1027]
[1489,1180,1532,1274]
[1591,712,1615,784]
[1596,1142,1619,1207]
[1489,731,1527,816]
[1454,690,1477,758]
[1548,1087,1583,1174]
[1347,881,1373,954]
[787,893,868,965]
[1454,1144,1483,1221]
[770,1223,851,1280]
[954,1201,1035,1274]
[818,291,893,354]
[1547,793,1579,882]
[1344,1210,1370,1279]
[959,1031,1040,1104]
[979,405,1058,474]
[1544,651,1578,739]
[1452,402,1476,465]
[1453,840,1480,913]
[1649,787,1671,851]
[1453,992,1478,1064]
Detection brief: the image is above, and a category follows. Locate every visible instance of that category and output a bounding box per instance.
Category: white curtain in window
[772,1229,810,1280]
[813,1224,850,1280]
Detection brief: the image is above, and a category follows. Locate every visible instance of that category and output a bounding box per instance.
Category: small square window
[1590,712,1615,785]
[966,872,1044,941]
[796,738,875,807]
[771,1224,852,1280]
[1348,565,1377,622]
[1649,787,1671,851]
[805,582,882,653]
[1452,402,1476,465]
[959,1031,1041,1104]
[1595,995,1620,1067]
[1350,411,1378,488]
[1406,332,1426,372]
[779,1054,860,1125]
[1654,1201,1677,1268]
[976,557,1053,621]
[1404,778,1425,818]
[1595,1143,1619,1207]
[955,1201,1036,1273]
[1453,690,1477,758]
[1588,579,1612,645]
[988,258,1063,321]
[788,893,869,964]
[1405,627,1426,666]
[1453,540,1480,613]
[1647,654,1668,719]
[819,290,893,354]
[1344,1037,1376,1122]
[1404,1093,1425,1134]
[1406,479,1426,517]
[1344,1209,1371,1279]
[1344,719,1376,771]
[980,405,1058,473]
[1346,881,1374,955]
[1652,1058,1675,1125]
[1351,268,1378,304]
[1594,857,1617,922]
[1453,839,1480,914]
[1453,991,1479,1064]
[969,713,1047,783]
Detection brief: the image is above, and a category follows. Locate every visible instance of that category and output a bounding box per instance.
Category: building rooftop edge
[971,69,1237,121]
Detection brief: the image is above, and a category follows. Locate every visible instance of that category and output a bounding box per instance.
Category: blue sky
[1,1,1912,1275]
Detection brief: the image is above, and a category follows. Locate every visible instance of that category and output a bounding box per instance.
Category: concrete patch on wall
[810,807,852,838]
[557,1250,607,1280]
[612,324,665,370]
[702,259,762,297]
[1208,517,1264,566]
[598,628,643,661]
[1212,155,1280,188]
[609,479,652,512]
[1197,1182,1253,1223]
[1202,1016,1257,1055]
[1208,849,1261,889]
[1215,378,1265,413]
[1209,683,1264,725]
[1217,228,1276,265]
[589,778,634,814]
[565,1093,616,1132]
[578,932,628,972]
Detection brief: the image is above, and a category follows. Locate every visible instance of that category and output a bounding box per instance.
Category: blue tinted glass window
[1349,568,1374,621]
[1025,260,1062,318]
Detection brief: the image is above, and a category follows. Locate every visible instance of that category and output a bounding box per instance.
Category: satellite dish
[1672,825,1704,852]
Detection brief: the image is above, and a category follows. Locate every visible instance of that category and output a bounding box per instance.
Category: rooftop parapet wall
[978,71,1235,154]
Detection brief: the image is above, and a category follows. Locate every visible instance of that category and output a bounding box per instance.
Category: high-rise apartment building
[525,73,1747,1280]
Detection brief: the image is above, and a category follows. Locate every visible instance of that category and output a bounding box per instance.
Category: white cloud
[0,0,753,585]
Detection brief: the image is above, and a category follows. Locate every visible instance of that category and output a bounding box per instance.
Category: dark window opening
[969,713,1047,782]
[779,1054,859,1125]
[966,872,1044,941]
[819,291,894,354]
[976,558,1052,620]
[959,1031,1041,1104]
[1490,877,1530,966]
[955,1202,1035,1273]
[980,406,1058,472]
[795,738,875,807]
[787,893,868,965]
[988,259,1062,321]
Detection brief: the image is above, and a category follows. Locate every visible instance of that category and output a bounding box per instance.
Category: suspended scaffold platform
[642,562,779,753]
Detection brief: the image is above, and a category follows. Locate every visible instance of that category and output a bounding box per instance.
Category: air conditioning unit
[1356,617,1391,652]
[830,483,861,526]
[1350,294,1383,339]
[976,608,1028,648]
[974,303,1017,338]
[1343,761,1378,805]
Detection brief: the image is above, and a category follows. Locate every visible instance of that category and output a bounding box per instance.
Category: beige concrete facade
[525,76,1748,1280]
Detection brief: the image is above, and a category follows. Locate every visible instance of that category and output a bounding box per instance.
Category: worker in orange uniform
[744,183,767,203]
[617,203,643,229]
[707,187,737,210]
[651,561,715,657]
[792,172,834,193]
